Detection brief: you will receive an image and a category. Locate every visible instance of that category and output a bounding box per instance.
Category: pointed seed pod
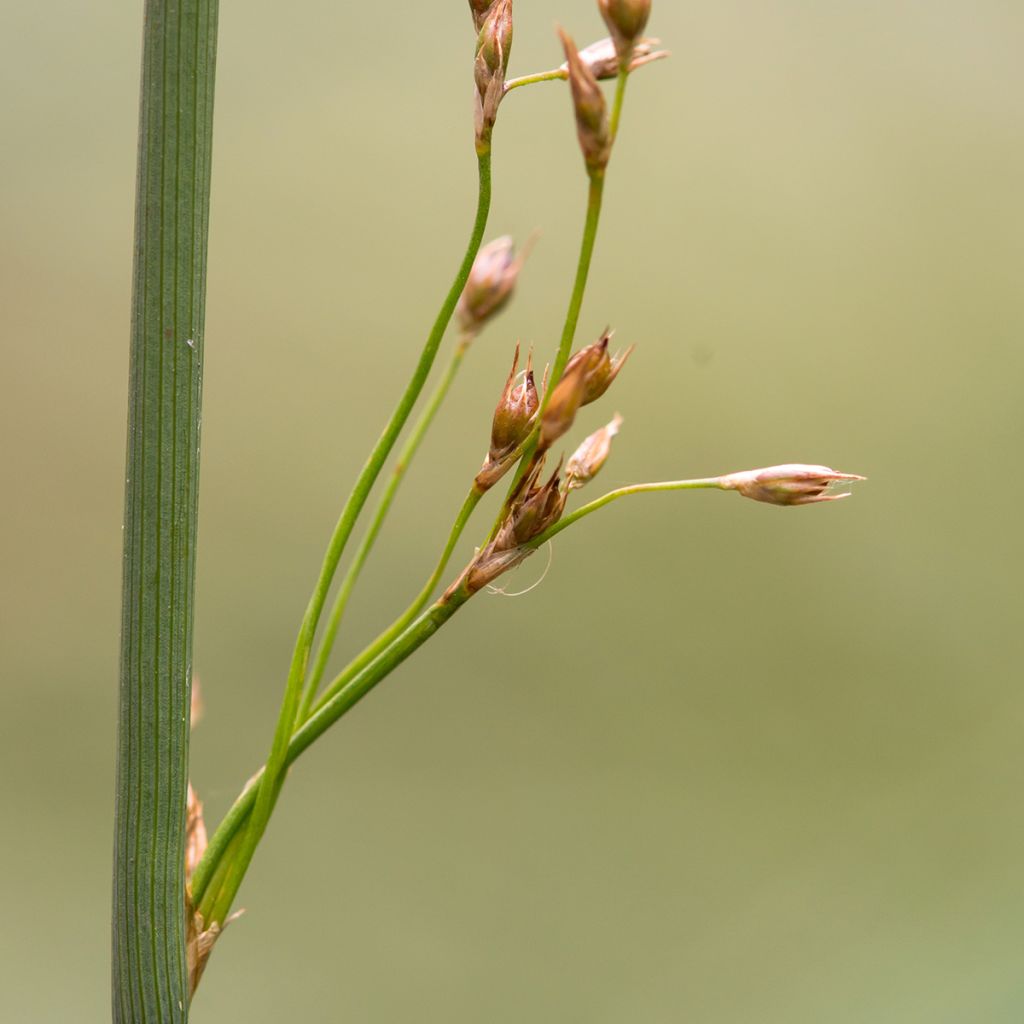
[509,458,566,544]
[489,344,539,460]
[457,234,531,336]
[563,328,635,406]
[566,413,623,489]
[474,0,514,151]
[558,26,611,174]
[718,465,866,506]
[598,0,652,63]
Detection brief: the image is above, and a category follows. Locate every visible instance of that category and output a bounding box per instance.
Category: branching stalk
[203,150,493,926]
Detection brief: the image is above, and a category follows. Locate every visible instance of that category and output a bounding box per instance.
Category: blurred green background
[3,1,1023,1020]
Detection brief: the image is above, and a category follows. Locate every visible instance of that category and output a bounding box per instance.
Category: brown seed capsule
[558,26,611,174]
[475,0,514,151]
[718,465,867,506]
[539,351,595,449]
[457,235,530,336]
[476,345,539,490]
[566,413,623,489]
[598,0,652,63]
[563,328,635,406]
[563,36,668,80]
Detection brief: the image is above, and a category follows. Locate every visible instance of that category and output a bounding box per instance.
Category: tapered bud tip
[564,37,669,80]
[469,0,493,32]
[598,0,652,61]
[566,413,623,489]
[719,464,866,506]
[458,234,531,334]
[563,328,634,406]
[477,345,540,490]
[558,26,612,173]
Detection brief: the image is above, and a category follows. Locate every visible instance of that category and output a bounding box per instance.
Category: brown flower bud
[508,458,566,545]
[598,0,652,62]
[566,413,623,489]
[457,234,530,336]
[718,465,866,506]
[562,328,634,406]
[474,0,513,151]
[558,26,611,174]
[562,36,668,80]
[476,345,539,490]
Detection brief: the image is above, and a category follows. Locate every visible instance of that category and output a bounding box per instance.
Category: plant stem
[609,65,628,141]
[203,149,492,926]
[297,333,474,723]
[504,68,567,92]
[309,483,483,718]
[194,584,474,921]
[493,72,630,528]
[113,2,219,1021]
[530,478,725,548]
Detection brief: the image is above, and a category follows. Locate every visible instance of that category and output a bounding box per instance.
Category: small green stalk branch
[193,584,473,918]
[309,483,483,718]
[204,150,493,926]
[113,1,219,1021]
[297,333,474,722]
[504,68,567,92]
[609,65,628,141]
[530,478,725,548]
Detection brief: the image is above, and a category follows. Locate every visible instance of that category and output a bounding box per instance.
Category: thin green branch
[530,478,725,548]
[297,333,474,723]
[193,583,474,918]
[202,150,493,926]
[504,68,567,91]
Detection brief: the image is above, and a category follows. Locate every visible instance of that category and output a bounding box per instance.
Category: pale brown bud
[475,0,514,151]
[566,413,623,489]
[598,0,652,62]
[561,37,668,80]
[457,234,531,335]
[558,27,611,174]
[718,464,866,506]
[562,328,634,406]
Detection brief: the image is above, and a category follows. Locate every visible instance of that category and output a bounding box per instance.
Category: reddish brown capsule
[558,26,611,174]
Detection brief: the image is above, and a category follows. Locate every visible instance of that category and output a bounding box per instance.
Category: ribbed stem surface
[113,2,219,1020]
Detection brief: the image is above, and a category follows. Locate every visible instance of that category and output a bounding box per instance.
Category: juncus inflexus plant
[183,0,864,997]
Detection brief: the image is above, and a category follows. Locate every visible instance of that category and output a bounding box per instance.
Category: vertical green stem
[297,335,473,723]
[206,150,493,926]
[113,2,219,1022]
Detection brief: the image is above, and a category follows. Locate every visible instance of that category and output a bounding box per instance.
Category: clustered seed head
[563,36,669,81]
[598,0,653,63]
[558,26,611,174]
[457,235,529,336]
[467,456,567,592]
[474,0,514,151]
[718,465,867,506]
